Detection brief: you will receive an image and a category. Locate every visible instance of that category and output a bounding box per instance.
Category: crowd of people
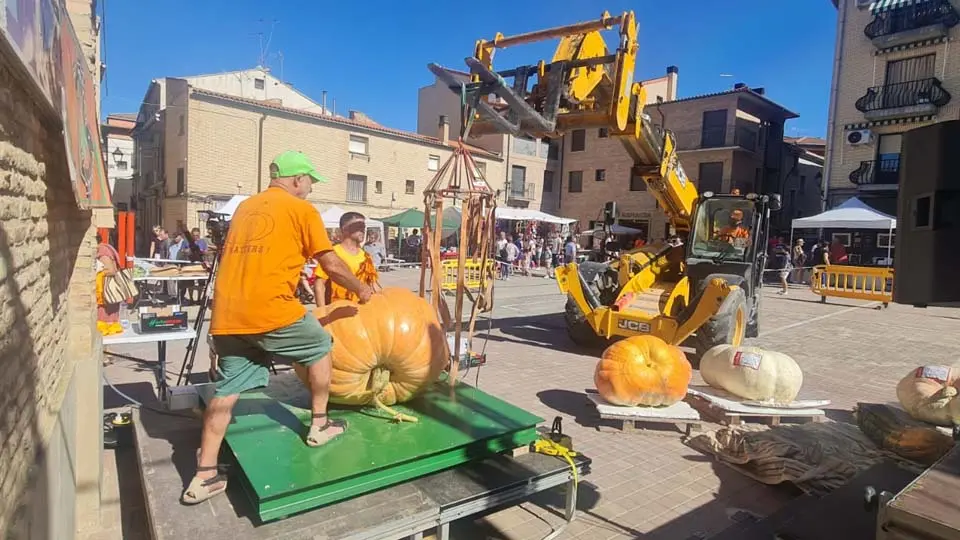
[493,230,579,280]
[768,235,849,295]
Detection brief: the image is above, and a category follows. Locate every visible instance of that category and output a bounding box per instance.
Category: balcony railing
[849,158,901,187]
[855,78,950,119]
[670,125,761,152]
[508,182,536,201]
[865,0,959,45]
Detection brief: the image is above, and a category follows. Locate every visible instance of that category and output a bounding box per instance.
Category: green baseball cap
[270,151,327,183]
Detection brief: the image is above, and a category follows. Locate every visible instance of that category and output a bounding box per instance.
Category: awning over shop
[870,0,927,14]
[581,224,643,236]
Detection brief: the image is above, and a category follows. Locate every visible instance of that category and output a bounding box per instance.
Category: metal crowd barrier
[809,264,894,307]
[440,259,495,291]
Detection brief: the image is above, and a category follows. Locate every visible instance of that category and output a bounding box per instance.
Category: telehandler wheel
[690,287,748,368]
[564,297,607,348]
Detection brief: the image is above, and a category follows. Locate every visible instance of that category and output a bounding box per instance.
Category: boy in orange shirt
[313,212,381,305]
[183,151,373,505]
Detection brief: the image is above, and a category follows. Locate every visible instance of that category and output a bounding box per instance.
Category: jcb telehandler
[429,10,781,365]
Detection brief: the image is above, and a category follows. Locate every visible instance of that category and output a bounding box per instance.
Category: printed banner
[1,0,112,209]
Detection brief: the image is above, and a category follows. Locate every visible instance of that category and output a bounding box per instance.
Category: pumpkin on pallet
[293,287,449,422]
[896,364,960,427]
[594,335,692,407]
[699,345,804,405]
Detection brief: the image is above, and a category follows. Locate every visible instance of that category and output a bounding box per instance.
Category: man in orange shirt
[715,209,751,247]
[313,211,382,306]
[182,151,373,505]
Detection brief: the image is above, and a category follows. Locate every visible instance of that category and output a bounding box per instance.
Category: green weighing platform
[199,374,543,522]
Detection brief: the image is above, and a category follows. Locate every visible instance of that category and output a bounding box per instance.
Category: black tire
[564,296,607,348]
[690,287,748,368]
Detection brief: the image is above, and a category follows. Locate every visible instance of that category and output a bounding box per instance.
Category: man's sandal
[181,465,227,505]
[306,414,348,447]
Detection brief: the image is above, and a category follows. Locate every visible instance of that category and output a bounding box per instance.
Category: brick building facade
[558,79,799,240]
[0,1,110,537]
[825,0,960,215]
[132,79,505,245]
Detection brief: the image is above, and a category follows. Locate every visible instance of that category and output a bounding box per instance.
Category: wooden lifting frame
[418,140,498,385]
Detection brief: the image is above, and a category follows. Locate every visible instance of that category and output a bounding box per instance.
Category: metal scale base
[200,375,543,523]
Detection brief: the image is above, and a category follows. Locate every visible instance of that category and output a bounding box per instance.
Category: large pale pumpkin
[293,287,448,422]
[594,335,692,407]
[896,365,960,426]
[700,345,803,404]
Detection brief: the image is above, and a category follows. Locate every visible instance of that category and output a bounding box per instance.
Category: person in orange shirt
[312,211,382,306]
[715,209,751,247]
[182,151,374,505]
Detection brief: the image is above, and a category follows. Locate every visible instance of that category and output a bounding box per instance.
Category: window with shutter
[347,174,367,203]
[348,135,369,155]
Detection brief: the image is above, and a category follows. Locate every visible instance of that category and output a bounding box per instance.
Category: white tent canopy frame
[790,197,897,262]
[494,206,577,225]
[213,197,386,242]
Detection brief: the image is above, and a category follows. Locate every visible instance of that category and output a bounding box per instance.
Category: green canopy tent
[381,207,462,257]
[380,207,462,232]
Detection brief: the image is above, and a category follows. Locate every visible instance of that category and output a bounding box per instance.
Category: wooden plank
[885,444,960,536]
[687,387,828,417]
[585,389,701,436]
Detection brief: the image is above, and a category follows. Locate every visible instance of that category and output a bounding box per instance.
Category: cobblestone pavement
[96,268,960,540]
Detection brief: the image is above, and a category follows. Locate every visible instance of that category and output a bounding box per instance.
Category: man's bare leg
[195,394,239,484]
[305,354,345,445]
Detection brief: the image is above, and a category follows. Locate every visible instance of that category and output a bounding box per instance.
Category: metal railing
[849,158,901,186]
[865,0,960,39]
[670,125,761,152]
[810,264,894,307]
[508,182,537,200]
[855,78,951,112]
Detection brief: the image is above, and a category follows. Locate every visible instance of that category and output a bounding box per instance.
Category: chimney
[665,66,679,102]
[321,90,328,115]
[734,82,747,90]
[439,115,449,144]
[753,87,765,95]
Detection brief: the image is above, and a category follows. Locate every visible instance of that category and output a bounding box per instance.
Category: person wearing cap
[715,208,750,247]
[182,151,374,505]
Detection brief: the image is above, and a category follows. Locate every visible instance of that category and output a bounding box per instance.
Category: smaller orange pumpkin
[595,335,692,407]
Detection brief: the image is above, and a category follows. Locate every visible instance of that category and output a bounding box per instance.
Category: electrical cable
[101,372,198,420]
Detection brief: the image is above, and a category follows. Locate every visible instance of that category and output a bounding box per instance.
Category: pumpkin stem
[370,368,419,423]
[373,395,419,423]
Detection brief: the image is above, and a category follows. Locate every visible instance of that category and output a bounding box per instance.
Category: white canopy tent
[319,205,386,242]
[213,195,249,219]
[212,197,386,242]
[790,197,897,260]
[494,206,576,225]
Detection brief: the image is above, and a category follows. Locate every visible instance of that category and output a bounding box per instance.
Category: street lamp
[112,147,124,165]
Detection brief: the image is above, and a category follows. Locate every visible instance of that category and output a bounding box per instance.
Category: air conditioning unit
[847,129,873,146]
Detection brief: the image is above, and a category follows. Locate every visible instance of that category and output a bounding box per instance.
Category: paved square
[98,268,960,539]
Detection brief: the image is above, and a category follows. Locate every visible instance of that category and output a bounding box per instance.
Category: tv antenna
[252,18,279,70]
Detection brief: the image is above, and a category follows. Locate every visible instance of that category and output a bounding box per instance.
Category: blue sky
[100,0,836,138]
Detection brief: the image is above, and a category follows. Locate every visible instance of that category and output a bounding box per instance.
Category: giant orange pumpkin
[594,335,692,407]
[293,287,449,422]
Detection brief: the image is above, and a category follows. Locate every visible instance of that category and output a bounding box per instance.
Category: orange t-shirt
[717,225,749,241]
[209,187,333,335]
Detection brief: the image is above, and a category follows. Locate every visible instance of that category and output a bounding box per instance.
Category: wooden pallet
[585,389,702,436]
[686,386,829,426]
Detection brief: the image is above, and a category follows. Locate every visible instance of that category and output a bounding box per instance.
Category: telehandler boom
[429,11,781,363]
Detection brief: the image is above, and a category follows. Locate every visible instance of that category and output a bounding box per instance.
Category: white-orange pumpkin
[896,365,960,426]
